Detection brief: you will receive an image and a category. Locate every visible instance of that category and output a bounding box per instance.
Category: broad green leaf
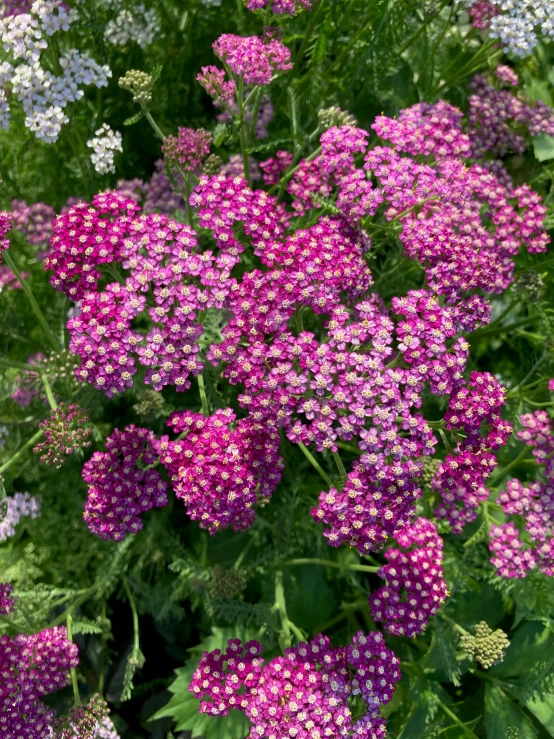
[533,134,554,162]
[489,622,554,679]
[484,684,538,739]
[525,695,554,734]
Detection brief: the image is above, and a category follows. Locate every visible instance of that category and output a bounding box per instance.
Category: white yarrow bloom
[87,123,123,175]
[467,0,554,56]
[104,4,159,49]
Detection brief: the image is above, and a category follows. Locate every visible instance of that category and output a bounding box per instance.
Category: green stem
[436,698,479,739]
[2,250,61,352]
[297,441,333,488]
[142,107,166,140]
[234,536,255,570]
[197,373,209,416]
[40,372,58,411]
[248,87,264,143]
[283,558,380,574]
[123,577,141,655]
[439,612,469,636]
[332,450,348,486]
[489,446,532,484]
[184,174,194,227]
[469,316,536,340]
[0,358,41,372]
[0,429,44,476]
[237,78,251,185]
[275,570,291,648]
[66,613,82,707]
[47,584,98,628]
[294,306,304,334]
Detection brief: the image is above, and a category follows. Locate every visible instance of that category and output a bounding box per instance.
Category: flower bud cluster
[460,621,510,668]
[133,389,166,422]
[190,631,401,738]
[209,564,247,599]
[118,69,153,105]
[33,402,92,467]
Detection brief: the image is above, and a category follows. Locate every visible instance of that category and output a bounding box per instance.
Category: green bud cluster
[420,457,441,488]
[513,270,544,303]
[209,564,247,600]
[203,153,224,175]
[318,106,357,130]
[133,389,166,422]
[119,70,154,105]
[460,621,510,669]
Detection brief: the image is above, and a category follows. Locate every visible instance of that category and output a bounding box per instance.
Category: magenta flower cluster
[246,0,312,14]
[190,631,401,738]
[33,402,92,467]
[433,372,512,533]
[369,518,448,637]
[82,425,168,540]
[468,69,554,157]
[212,34,292,86]
[490,411,554,578]
[0,210,10,253]
[196,66,236,103]
[157,408,283,533]
[0,626,78,738]
[0,583,16,615]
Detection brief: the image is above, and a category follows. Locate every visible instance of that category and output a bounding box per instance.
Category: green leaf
[533,134,554,162]
[285,565,336,632]
[212,124,228,147]
[124,111,145,126]
[524,695,554,734]
[484,684,538,739]
[489,622,554,679]
[71,617,103,635]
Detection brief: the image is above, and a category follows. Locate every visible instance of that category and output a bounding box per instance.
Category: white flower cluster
[104,4,159,49]
[200,0,222,6]
[87,123,123,174]
[0,0,111,143]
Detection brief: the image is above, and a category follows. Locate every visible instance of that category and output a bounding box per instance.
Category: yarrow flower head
[0,210,11,251]
[157,408,283,533]
[190,631,401,738]
[490,411,554,577]
[0,582,16,615]
[246,0,312,14]
[0,491,41,541]
[87,124,123,175]
[50,694,115,739]
[212,33,292,86]
[83,425,168,540]
[162,127,213,172]
[0,626,78,738]
[459,621,510,669]
[104,4,159,49]
[118,69,154,105]
[369,518,448,637]
[33,402,92,467]
[10,199,55,251]
[196,65,236,102]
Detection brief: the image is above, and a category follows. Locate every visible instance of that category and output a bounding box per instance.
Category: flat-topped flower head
[212,33,292,85]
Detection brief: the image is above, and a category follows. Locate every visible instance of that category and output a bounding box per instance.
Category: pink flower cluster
[212,34,292,86]
[83,425,168,540]
[279,113,549,300]
[196,65,236,103]
[0,583,16,615]
[157,408,283,533]
[33,402,92,467]
[468,71,554,157]
[0,626,78,739]
[10,199,55,251]
[246,0,312,14]
[162,127,213,172]
[0,210,10,252]
[369,518,448,637]
[190,632,401,739]
[490,411,554,578]
[468,0,497,29]
[49,198,233,396]
[433,372,512,533]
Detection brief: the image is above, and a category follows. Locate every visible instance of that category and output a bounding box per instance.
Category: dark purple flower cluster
[369,518,448,637]
[433,372,512,533]
[162,127,213,172]
[212,34,292,86]
[468,70,554,157]
[491,411,554,578]
[0,583,16,615]
[157,408,283,533]
[190,631,400,738]
[116,160,186,216]
[33,402,92,467]
[83,425,168,540]
[0,626,78,739]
